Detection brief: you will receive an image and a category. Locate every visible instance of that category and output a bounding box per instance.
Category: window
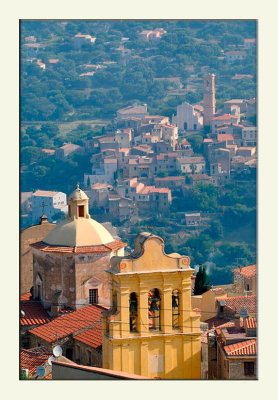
[244,362,255,376]
[78,205,84,217]
[184,122,188,130]
[148,289,161,331]
[89,289,98,304]
[172,290,180,329]
[129,292,138,332]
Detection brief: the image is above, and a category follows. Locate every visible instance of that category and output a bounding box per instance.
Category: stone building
[20,215,54,294]
[233,265,256,296]
[215,317,257,379]
[30,185,126,311]
[102,232,201,379]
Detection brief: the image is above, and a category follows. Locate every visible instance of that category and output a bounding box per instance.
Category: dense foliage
[21,20,256,123]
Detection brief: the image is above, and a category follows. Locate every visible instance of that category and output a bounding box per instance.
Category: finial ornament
[76,183,80,190]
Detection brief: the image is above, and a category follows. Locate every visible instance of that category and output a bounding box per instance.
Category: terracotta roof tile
[74,324,102,349]
[20,346,52,376]
[30,305,105,343]
[218,295,256,315]
[233,265,256,278]
[33,190,59,197]
[21,297,52,326]
[217,134,234,142]
[31,240,126,254]
[211,114,238,121]
[245,317,257,329]
[224,339,256,356]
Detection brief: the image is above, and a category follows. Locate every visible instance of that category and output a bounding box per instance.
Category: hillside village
[20,20,257,380]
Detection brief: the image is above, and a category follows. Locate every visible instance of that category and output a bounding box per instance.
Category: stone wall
[32,248,112,310]
[21,222,54,294]
[229,359,257,379]
[74,341,102,367]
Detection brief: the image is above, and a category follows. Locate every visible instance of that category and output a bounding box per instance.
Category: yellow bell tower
[102,232,201,379]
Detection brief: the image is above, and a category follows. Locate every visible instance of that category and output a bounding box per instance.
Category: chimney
[51,304,60,318]
[51,290,62,317]
[234,313,241,330]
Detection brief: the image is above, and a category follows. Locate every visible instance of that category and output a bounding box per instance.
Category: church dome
[42,184,114,247]
[43,217,114,247]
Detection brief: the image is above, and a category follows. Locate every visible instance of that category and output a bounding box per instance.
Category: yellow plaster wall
[102,234,201,379]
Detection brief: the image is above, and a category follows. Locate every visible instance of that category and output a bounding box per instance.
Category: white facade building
[176,157,206,174]
[31,190,67,224]
[172,101,203,131]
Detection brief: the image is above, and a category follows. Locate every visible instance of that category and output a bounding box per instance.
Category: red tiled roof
[245,317,257,329]
[150,188,171,194]
[74,324,102,349]
[42,149,55,154]
[30,239,126,254]
[155,176,184,181]
[21,297,52,326]
[211,114,238,121]
[20,346,52,376]
[233,264,256,278]
[21,292,32,301]
[30,305,105,343]
[33,190,59,197]
[217,134,234,142]
[219,295,256,315]
[224,339,256,356]
[138,186,155,195]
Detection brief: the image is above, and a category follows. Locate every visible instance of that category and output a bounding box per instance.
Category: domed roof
[43,217,114,247]
[68,184,88,201]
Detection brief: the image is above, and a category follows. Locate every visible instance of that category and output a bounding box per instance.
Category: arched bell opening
[129,292,138,332]
[148,288,161,331]
[172,289,180,329]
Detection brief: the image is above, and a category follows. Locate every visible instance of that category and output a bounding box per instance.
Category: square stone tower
[203,73,216,127]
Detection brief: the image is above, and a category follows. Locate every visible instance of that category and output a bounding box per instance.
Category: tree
[209,220,224,240]
[194,265,210,295]
[187,135,204,154]
[21,147,44,165]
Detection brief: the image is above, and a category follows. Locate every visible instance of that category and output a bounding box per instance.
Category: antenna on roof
[53,345,62,357]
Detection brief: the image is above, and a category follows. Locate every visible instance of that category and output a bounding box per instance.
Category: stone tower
[31,185,126,312]
[203,73,216,126]
[102,232,201,379]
